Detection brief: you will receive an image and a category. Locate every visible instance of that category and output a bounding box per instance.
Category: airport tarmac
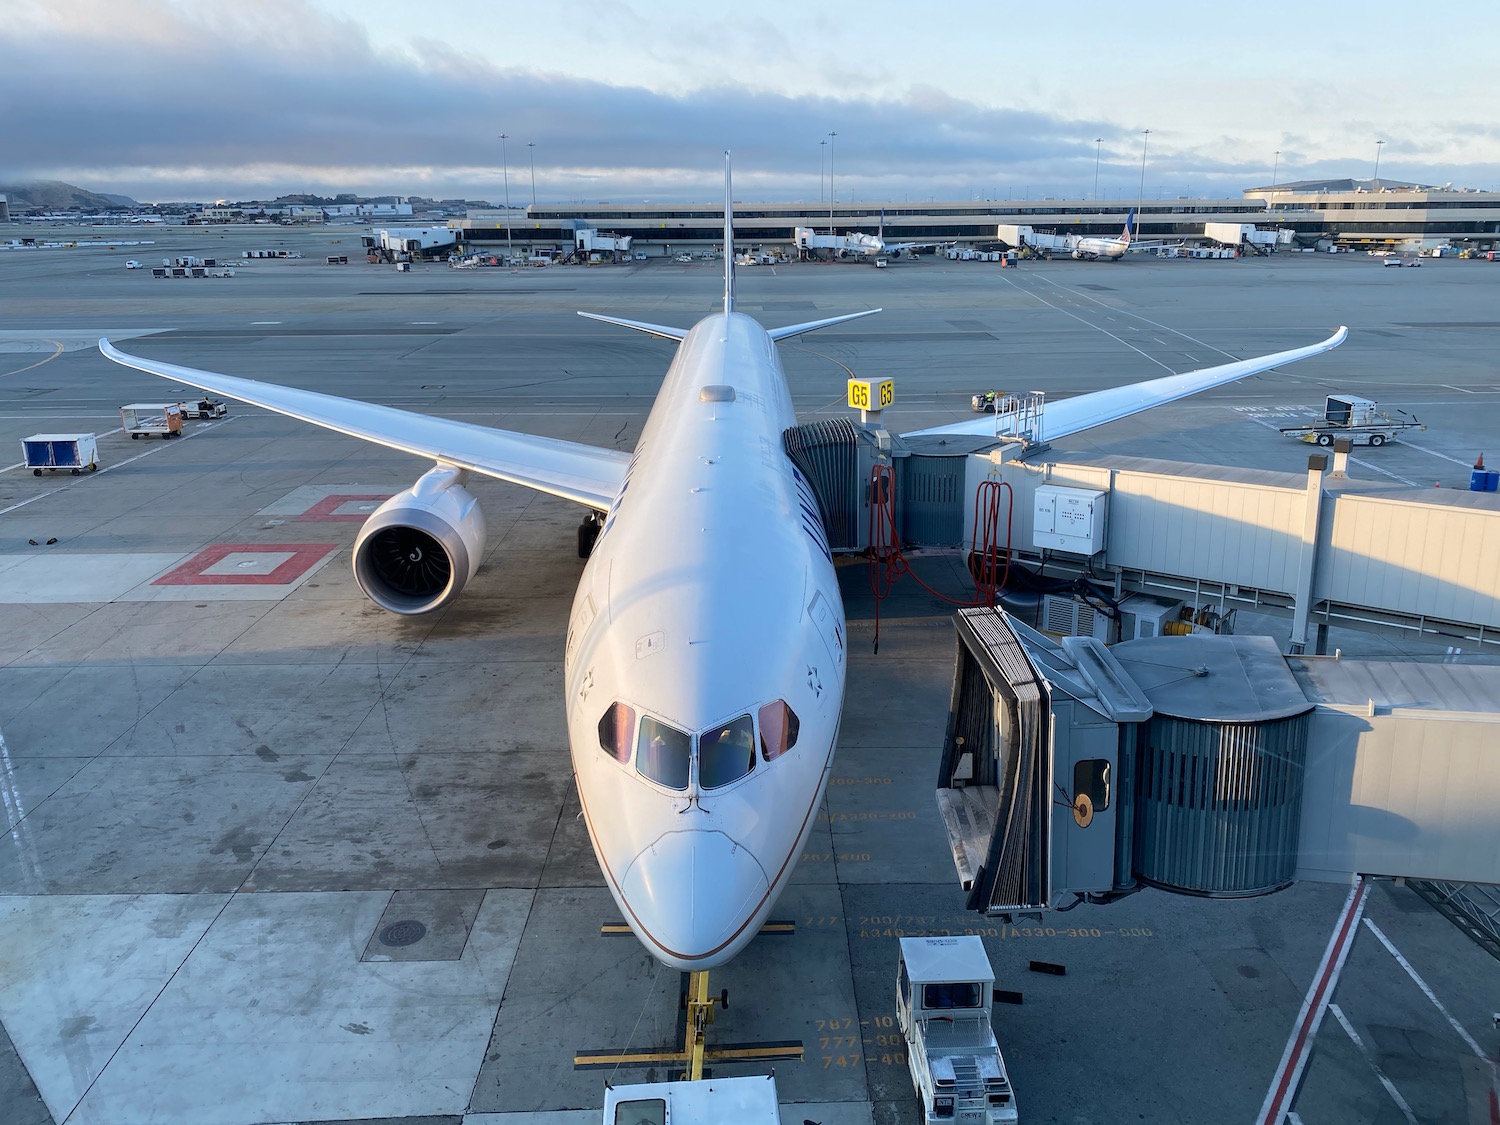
[2,227,1499,1125]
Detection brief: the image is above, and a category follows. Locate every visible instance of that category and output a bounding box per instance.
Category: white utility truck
[898,936,1018,1124]
[601,1074,780,1124]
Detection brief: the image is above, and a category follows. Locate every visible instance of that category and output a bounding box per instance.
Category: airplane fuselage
[563,312,847,970]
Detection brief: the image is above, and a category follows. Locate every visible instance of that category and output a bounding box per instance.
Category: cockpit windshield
[698,714,755,789]
[636,715,691,791]
[605,700,801,792]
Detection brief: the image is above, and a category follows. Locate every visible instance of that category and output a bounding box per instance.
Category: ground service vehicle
[1279,394,1424,447]
[898,936,1018,1124]
[179,396,228,419]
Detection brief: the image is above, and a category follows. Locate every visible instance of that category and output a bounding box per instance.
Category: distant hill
[0,180,140,211]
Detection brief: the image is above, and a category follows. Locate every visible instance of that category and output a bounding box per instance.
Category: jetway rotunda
[935,608,1500,958]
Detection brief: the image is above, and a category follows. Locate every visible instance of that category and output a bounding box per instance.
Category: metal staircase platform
[1407,879,1500,963]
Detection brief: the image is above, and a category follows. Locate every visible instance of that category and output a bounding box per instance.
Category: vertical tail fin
[723,151,735,315]
[1122,208,1135,244]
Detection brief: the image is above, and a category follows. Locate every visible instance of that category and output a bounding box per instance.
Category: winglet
[723,150,735,316]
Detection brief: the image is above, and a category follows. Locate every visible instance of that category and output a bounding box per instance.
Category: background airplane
[796,210,948,263]
[98,156,1345,972]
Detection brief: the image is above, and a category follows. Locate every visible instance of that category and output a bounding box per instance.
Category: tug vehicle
[898,936,1018,1124]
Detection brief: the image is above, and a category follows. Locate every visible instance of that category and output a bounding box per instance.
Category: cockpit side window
[698,714,756,789]
[636,715,691,791]
[758,700,801,762]
[597,702,635,764]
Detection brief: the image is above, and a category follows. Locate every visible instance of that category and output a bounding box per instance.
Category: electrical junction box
[1033,485,1107,554]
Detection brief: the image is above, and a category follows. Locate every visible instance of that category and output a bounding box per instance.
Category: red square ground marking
[295,493,393,522]
[153,543,337,586]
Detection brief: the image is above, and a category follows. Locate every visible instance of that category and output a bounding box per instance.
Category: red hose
[865,465,1013,653]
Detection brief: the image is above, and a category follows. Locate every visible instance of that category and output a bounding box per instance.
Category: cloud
[5,1,1498,202]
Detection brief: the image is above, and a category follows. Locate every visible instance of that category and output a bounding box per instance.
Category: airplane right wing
[99,339,630,509]
[901,327,1348,441]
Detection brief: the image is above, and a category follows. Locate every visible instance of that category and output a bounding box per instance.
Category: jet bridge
[937,607,1500,957]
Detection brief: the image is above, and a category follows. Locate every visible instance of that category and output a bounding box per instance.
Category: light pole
[1272,149,1280,188]
[1373,139,1384,186]
[498,133,513,264]
[527,141,536,209]
[1094,137,1102,202]
[1136,129,1150,231]
[820,139,826,204]
[828,130,837,234]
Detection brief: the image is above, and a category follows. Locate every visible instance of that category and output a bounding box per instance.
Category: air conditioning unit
[1041,594,1113,641]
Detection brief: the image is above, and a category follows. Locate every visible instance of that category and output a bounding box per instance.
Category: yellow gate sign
[848,378,894,411]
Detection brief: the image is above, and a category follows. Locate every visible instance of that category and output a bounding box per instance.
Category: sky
[4,0,1498,205]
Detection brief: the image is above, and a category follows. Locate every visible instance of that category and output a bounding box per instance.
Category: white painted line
[1362,917,1486,1060]
[0,418,235,516]
[1329,1004,1419,1124]
[1347,457,1420,487]
[1286,1114,1305,1125]
[1395,442,1483,468]
[1256,878,1371,1125]
[250,321,281,325]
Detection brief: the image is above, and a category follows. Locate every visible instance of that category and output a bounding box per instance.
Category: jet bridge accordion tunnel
[783,420,981,551]
[937,608,1312,914]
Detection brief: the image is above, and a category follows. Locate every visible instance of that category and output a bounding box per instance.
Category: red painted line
[1256,877,1371,1125]
[295,493,392,522]
[152,543,337,586]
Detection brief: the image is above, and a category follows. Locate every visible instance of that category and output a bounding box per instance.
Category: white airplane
[1067,209,1180,260]
[98,155,1346,973]
[795,210,945,263]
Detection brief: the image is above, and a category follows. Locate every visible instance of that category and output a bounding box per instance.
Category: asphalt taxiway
[2,228,1499,1124]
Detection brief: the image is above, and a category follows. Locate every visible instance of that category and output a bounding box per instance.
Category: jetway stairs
[1407,881,1500,963]
[935,607,1500,962]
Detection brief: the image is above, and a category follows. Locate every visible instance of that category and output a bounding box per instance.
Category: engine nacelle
[353,465,486,614]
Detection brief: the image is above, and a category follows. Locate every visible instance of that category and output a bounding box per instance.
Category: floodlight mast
[499,133,513,264]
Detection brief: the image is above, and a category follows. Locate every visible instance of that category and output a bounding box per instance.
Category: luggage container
[22,433,99,475]
[120,403,184,439]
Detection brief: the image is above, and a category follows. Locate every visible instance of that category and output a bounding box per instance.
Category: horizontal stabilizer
[768,309,882,341]
[98,339,629,509]
[902,326,1348,442]
[576,312,688,341]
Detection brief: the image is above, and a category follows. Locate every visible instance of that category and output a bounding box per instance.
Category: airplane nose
[620,830,769,967]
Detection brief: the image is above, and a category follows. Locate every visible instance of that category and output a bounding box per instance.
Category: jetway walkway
[790,410,1500,651]
[935,607,1500,960]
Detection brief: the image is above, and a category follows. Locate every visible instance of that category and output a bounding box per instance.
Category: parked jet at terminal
[795,210,946,262]
[99,156,1346,972]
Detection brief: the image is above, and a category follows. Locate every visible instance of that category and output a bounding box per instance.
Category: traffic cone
[1476,453,1486,470]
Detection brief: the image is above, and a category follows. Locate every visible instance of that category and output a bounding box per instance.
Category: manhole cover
[378,920,427,947]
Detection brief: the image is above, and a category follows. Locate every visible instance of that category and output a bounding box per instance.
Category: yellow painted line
[0,339,64,378]
[575,1049,690,1068]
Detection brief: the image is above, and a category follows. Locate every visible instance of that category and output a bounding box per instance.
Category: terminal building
[450,179,1500,258]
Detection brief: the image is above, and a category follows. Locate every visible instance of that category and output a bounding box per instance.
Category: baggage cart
[120,403,184,439]
[22,433,99,476]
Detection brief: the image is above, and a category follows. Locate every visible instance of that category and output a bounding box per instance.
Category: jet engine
[353,464,486,614]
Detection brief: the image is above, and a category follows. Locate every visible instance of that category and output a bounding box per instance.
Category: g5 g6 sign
[847,378,894,411]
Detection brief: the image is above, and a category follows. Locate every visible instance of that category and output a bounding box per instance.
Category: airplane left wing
[98,339,630,509]
[901,327,1347,441]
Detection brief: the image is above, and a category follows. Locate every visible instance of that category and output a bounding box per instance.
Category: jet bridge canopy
[937,608,1500,922]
